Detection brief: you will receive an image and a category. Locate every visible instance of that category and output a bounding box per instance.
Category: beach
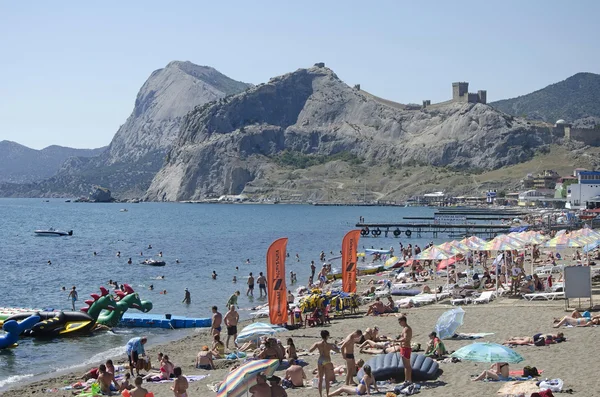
[5,279,599,397]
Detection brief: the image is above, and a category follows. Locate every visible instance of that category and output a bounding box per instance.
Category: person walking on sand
[68,286,78,311]
[182,288,191,304]
[211,306,222,337]
[223,305,240,349]
[247,272,255,296]
[257,272,267,298]
[340,330,363,386]
[397,315,413,385]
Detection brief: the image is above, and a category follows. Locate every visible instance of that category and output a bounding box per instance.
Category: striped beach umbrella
[451,342,524,364]
[460,236,487,250]
[481,236,523,251]
[438,241,469,255]
[216,359,279,397]
[415,246,453,260]
[544,235,587,248]
[235,322,287,344]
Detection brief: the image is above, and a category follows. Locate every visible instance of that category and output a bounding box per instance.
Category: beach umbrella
[434,307,465,339]
[415,246,453,260]
[216,359,279,397]
[438,241,469,255]
[235,322,287,344]
[451,342,524,364]
[436,256,457,270]
[481,236,524,251]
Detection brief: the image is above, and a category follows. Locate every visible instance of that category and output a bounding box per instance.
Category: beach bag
[523,366,540,377]
[539,378,563,392]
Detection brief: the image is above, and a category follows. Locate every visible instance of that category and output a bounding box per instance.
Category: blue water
[0,199,439,388]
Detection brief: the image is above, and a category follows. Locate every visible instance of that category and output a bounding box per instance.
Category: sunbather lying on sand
[360,343,401,355]
[472,362,509,381]
[553,316,599,327]
[504,333,565,345]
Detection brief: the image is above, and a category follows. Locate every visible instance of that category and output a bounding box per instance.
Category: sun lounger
[522,292,565,301]
[473,291,495,304]
[451,297,471,305]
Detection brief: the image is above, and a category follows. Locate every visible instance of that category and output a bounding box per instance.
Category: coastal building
[566,170,600,209]
[521,170,560,190]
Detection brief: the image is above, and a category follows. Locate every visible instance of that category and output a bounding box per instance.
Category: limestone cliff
[146,65,553,201]
[1,61,251,198]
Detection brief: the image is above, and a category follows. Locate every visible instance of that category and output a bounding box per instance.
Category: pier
[355,222,511,239]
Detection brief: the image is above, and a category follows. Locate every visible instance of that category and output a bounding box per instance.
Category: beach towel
[452,332,494,340]
[496,380,539,396]
[151,374,209,384]
[509,369,543,376]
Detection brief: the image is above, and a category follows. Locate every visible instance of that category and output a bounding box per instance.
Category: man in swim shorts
[211,306,222,337]
[247,272,254,296]
[223,304,239,349]
[68,286,78,311]
[340,330,363,386]
[97,364,120,394]
[397,316,413,385]
[257,272,267,298]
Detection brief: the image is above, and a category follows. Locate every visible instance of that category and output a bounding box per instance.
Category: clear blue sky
[2,0,599,149]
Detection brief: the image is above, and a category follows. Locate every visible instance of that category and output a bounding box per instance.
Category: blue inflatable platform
[119,313,211,329]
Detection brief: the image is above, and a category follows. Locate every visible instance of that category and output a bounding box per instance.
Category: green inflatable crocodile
[96,288,153,327]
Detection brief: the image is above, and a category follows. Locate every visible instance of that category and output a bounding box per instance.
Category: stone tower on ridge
[451,82,487,104]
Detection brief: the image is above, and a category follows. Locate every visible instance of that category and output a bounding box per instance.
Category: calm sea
[0,199,440,389]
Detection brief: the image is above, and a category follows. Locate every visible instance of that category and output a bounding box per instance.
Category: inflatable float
[0,314,40,349]
[357,352,440,382]
[1,285,152,338]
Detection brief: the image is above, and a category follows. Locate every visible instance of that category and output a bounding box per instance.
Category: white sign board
[433,215,467,225]
[564,266,592,299]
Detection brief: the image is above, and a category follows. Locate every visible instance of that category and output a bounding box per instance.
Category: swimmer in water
[140,252,143,256]
[48,260,52,265]
[117,251,121,258]
[93,251,97,256]
[233,276,237,283]
[149,284,154,291]
[158,251,163,257]
[62,286,66,291]
[236,266,239,271]
[246,259,250,264]
[212,271,217,280]
[175,259,180,264]
[148,244,152,249]
[162,290,167,294]
[127,258,132,264]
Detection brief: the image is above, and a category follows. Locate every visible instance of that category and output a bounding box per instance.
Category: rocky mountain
[491,72,600,124]
[1,61,251,198]
[0,141,105,183]
[145,64,554,202]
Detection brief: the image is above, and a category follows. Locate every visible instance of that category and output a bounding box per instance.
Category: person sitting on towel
[471,362,509,381]
[424,332,447,358]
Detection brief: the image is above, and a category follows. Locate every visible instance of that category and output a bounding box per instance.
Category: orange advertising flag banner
[342,230,361,293]
[266,237,288,325]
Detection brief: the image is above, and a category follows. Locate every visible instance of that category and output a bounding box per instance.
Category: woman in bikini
[309,330,339,397]
[472,362,510,381]
[171,367,188,397]
[329,364,379,396]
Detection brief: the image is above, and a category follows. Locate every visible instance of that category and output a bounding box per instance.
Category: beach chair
[451,297,470,305]
[473,291,495,304]
[522,292,565,301]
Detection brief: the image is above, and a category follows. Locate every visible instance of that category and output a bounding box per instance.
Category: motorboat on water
[34,228,73,237]
[141,259,166,267]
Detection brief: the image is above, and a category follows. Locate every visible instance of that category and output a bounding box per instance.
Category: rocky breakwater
[145,64,554,202]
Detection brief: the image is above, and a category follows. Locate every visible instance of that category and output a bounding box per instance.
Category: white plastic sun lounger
[522,292,565,301]
[473,291,495,304]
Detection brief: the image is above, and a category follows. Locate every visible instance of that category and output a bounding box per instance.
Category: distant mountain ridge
[145,65,554,201]
[0,140,105,183]
[11,61,252,198]
[491,72,600,124]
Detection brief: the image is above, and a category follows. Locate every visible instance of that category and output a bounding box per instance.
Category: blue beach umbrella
[434,307,465,340]
[451,342,524,363]
[216,359,279,397]
[235,322,287,344]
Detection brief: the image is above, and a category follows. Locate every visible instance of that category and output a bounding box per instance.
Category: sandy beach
[5,271,599,397]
